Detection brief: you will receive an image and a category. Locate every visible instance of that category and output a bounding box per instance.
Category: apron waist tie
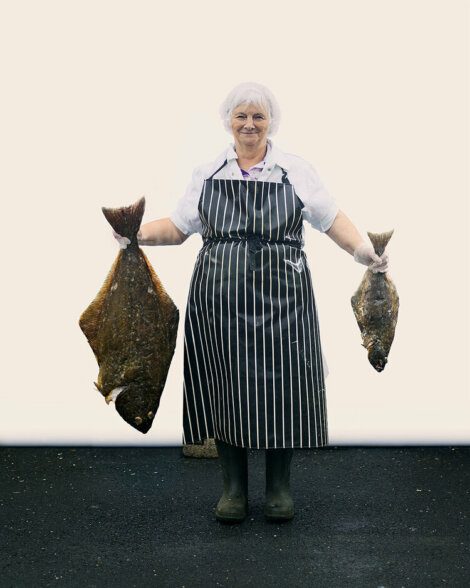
[203,235,303,271]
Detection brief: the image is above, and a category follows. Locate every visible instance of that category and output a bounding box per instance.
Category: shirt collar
[225,138,290,170]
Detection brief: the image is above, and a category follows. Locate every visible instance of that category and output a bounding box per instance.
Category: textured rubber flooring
[1,446,469,587]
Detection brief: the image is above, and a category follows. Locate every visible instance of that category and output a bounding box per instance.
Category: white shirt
[170,139,339,237]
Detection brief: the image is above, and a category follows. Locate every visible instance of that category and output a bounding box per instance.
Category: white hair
[219,82,281,136]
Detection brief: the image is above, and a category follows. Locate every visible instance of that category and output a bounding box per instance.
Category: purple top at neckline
[239,160,265,180]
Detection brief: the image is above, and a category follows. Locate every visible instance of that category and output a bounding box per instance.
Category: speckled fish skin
[79,196,179,433]
[351,230,399,372]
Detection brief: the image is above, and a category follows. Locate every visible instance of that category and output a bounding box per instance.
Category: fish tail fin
[367,229,394,257]
[101,196,145,240]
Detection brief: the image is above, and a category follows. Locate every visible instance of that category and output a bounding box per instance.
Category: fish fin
[101,196,145,241]
[141,250,179,347]
[78,252,122,357]
[367,230,394,257]
[140,249,168,300]
[351,288,368,340]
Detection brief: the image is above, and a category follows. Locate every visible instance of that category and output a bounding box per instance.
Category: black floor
[1,446,469,587]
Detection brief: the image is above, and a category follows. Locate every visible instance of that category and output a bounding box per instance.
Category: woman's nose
[243,117,255,128]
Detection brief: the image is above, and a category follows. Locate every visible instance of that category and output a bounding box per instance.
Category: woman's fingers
[353,243,390,272]
[112,230,131,249]
[369,252,389,273]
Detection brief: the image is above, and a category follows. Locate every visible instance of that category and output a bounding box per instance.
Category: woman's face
[230,102,270,149]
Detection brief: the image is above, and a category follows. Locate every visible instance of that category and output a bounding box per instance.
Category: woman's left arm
[325,209,363,255]
[290,160,388,271]
[325,209,389,272]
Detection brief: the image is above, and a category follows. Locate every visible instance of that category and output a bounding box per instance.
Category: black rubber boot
[214,438,248,523]
[264,448,295,521]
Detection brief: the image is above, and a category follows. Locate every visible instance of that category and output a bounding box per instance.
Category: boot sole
[215,514,247,524]
[215,510,247,523]
[264,507,294,521]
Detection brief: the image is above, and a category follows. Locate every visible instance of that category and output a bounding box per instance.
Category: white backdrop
[1,0,468,445]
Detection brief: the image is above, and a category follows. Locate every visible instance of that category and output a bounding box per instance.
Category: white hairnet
[219,82,281,136]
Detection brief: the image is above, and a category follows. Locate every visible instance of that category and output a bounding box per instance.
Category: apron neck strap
[206,159,228,180]
[280,167,290,185]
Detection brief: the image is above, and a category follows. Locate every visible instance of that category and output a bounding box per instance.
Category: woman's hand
[112,230,142,249]
[325,210,389,273]
[112,219,187,247]
[353,242,389,273]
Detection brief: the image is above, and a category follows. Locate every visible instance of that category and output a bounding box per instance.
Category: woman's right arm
[137,217,189,246]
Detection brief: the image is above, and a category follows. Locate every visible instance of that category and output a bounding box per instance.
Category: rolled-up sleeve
[169,165,205,236]
[292,162,339,233]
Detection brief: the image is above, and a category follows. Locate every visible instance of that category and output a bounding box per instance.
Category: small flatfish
[351,230,399,372]
[79,196,179,433]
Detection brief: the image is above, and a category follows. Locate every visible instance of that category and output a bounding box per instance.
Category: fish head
[368,345,388,373]
[114,383,160,434]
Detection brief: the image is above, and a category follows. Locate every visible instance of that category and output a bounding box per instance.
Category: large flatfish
[351,230,399,372]
[79,196,179,433]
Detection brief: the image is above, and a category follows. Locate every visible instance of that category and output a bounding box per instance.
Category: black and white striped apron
[182,160,328,449]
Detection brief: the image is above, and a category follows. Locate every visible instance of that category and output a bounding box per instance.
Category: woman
[114,82,388,524]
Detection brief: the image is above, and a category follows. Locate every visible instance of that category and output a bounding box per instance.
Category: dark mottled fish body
[351,230,399,372]
[79,197,179,433]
